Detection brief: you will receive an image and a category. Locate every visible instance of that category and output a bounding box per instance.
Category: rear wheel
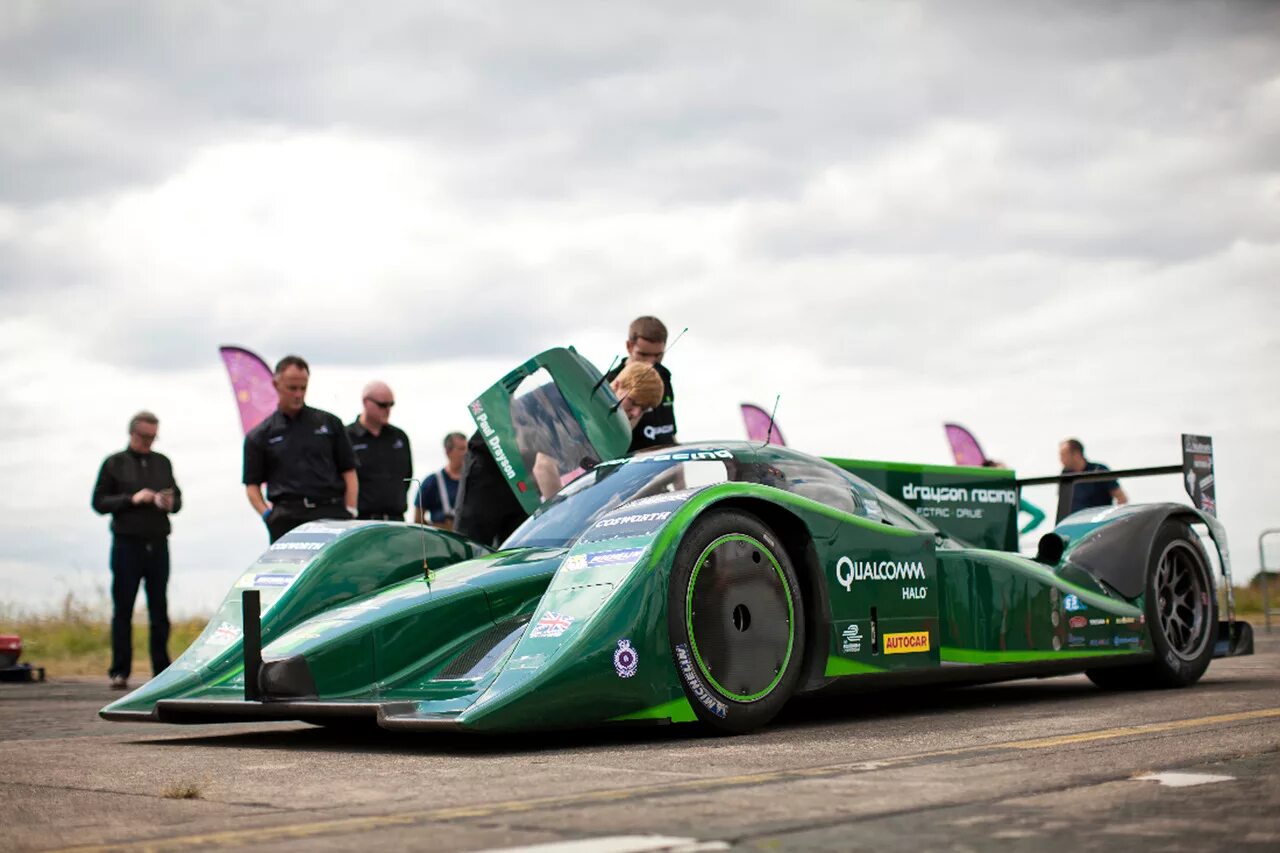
[667,509,805,734]
[1086,520,1216,690]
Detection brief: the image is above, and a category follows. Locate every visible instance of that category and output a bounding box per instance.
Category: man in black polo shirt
[604,315,677,452]
[244,355,358,542]
[92,410,182,690]
[346,380,413,520]
[1056,437,1129,523]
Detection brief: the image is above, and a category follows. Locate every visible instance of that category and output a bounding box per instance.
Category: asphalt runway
[4,632,1278,853]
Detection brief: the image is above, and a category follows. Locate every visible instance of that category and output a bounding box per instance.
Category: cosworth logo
[883,631,930,654]
[900,483,1017,505]
[834,556,927,591]
[592,511,672,529]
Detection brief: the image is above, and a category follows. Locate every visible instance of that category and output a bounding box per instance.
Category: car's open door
[466,347,634,515]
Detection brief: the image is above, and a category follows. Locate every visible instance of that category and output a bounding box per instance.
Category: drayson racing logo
[883,631,930,655]
[675,643,727,718]
[834,556,927,591]
[900,483,1017,505]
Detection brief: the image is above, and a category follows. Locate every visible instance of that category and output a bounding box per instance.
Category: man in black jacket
[92,410,182,690]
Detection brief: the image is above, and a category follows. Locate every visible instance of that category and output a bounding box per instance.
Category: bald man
[346,380,414,520]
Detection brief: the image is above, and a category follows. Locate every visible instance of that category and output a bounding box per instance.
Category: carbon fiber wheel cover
[687,534,794,701]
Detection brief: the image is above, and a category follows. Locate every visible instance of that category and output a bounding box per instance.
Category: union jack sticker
[530,611,574,638]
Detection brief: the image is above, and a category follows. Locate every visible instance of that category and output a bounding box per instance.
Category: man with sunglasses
[243,355,358,542]
[346,381,413,521]
[92,410,182,690]
[604,315,678,452]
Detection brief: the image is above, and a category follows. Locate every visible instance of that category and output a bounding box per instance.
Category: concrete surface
[3,632,1277,852]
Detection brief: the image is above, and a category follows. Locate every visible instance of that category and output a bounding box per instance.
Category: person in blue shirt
[1056,438,1128,522]
[413,432,467,529]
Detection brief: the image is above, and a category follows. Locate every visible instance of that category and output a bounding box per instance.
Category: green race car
[102,348,1251,734]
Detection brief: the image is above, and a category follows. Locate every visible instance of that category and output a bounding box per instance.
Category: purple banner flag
[219,346,276,435]
[741,403,786,446]
[944,422,988,467]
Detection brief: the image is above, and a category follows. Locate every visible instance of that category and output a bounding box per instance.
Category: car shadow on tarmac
[126,672,1273,758]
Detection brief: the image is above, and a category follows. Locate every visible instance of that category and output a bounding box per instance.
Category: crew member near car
[454,361,665,547]
[414,431,467,528]
[604,315,677,452]
[346,380,412,520]
[92,410,182,691]
[1055,437,1128,523]
[244,355,358,542]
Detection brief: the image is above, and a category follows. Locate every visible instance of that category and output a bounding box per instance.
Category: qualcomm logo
[834,556,926,592]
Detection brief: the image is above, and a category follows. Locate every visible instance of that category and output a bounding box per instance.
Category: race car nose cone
[259,654,318,701]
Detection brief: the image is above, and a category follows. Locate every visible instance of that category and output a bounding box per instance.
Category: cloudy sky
[2,1,1277,616]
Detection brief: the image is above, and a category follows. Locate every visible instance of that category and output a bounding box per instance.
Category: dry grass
[161,782,203,800]
[0,593,207,677]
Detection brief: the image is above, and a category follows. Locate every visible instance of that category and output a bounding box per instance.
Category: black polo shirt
[346,419,413,516]
[1056,461,1120,522]
[605,358,677,452]
[243,405,356,502]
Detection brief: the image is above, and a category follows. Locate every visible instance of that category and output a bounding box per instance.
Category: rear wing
[825,458,1019,551]
[1014,433,1217,519]
[467,347,633,515]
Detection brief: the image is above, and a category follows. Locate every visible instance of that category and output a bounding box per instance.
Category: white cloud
[1,1,1277,614]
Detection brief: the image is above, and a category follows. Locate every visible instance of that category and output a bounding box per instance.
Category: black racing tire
[1086,520,1217,690]
[667,509,805,734]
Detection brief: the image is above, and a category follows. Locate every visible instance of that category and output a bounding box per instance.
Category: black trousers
[266,502,351,543]
[110,535,170,679]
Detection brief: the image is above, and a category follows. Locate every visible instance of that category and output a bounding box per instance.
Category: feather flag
[219,346,276,434]
[943,422,987,467]
[741,403,786,446]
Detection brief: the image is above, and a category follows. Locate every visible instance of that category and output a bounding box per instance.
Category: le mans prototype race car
[103,348,1253,735]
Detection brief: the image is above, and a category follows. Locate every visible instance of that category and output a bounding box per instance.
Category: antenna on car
[591,354,621,396]
[406,477,431,589]
[762,394,781,447]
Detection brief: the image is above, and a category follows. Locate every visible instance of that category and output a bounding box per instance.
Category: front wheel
[667,509,805,734]
[1086,520,1217,690]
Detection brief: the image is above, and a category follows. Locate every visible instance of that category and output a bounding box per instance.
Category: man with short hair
[1056,438,1128,522]
[92,411,182,690]
[346,381,413,520]
[604,315,677,453]
[414,432,467,528]
[243,355,358,542]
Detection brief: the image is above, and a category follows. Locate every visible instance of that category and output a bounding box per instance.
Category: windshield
[504,452,737,548]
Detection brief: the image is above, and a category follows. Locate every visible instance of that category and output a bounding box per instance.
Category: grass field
[1,594,206,678]
[2,587,1274,680]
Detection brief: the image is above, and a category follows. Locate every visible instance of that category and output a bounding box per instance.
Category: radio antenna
[406,477,431,589]
[762,394,781,447]
[591,354,621,396]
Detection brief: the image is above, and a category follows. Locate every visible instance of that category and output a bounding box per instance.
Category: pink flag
[944,422,988,467]
[741,403,786,446]
[219,346,276,434]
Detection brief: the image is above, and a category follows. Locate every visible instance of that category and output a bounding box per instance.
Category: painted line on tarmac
[48,707,1280,853]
